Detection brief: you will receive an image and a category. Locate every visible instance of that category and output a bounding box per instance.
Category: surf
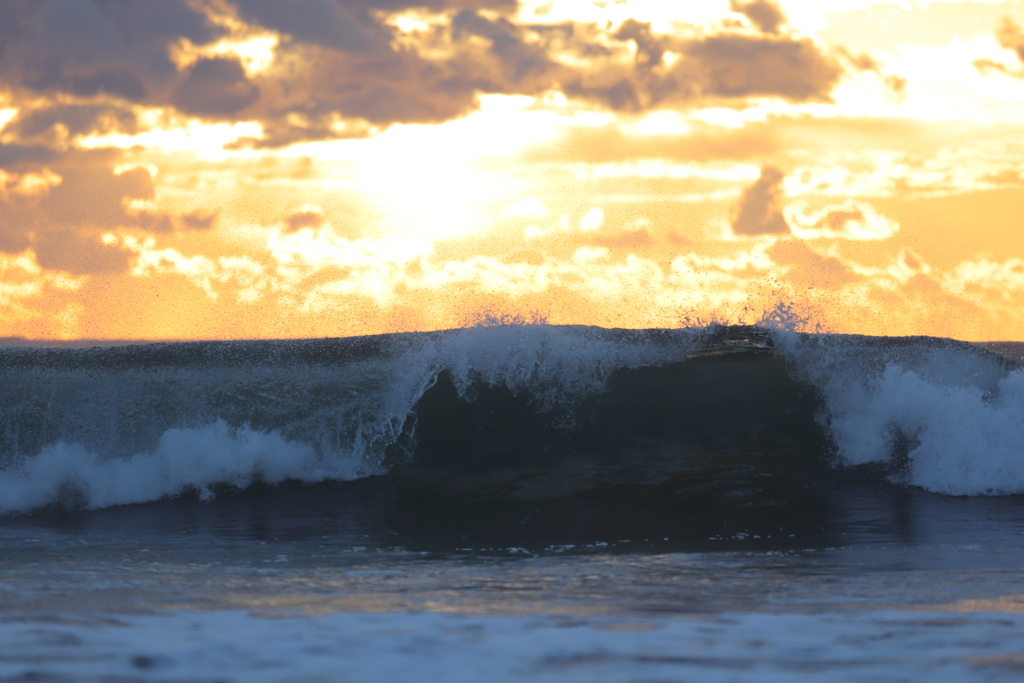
[0,323,1021,515]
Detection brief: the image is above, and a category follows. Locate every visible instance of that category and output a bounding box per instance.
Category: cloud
[786,201,900,241]
[729,0,787,35]
[3,0,218,100]
[3,102,139,143]
[943,258,1024,315]
[996,16,1024,63]
[975,17,1024,77]
[562,23,840,112]
[683,34,839,101]
[32,228,130,273]
[233,0,371,52]
[34,206,1024,341]
[0,150,208,273]
[0,250,87,339]
[124,236,268,302]
[172,57,261,117]
[129,211,173,234]
[731,165,790,236]
[180,210,217,231]
[519,116,954,167]
[0,2,848,151]
[284,206,326,232]
[0,143,58,168]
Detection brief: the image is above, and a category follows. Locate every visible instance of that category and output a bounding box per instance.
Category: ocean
[2,323,1024,681]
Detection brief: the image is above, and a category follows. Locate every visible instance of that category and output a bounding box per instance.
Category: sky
[2,0,1024,341]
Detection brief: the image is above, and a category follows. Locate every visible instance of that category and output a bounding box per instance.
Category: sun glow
[3,0,1024,342]
[77,118,263,160]
[276,95,559,242]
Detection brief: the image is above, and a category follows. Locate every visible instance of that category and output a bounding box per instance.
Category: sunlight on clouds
[0,252,85,338]
[0,253,44,299]
[124,236,266,302]
[725,26,1024,125]
[784,0,1013,34]
[687,108,748,129]
[501,198,549,219]
[579,207,604,231]
[787,201,900,240]
[0,168,62,199]
[785,161,906,198]
[269,225,430,276]
[170,34,279,77]
[517,0,733,32]
[841,248,932,287]
[880,36,1024,123]
[0,108,17,133]
[629,110,694,136]
[944,258,1024,300]
[524,214,571,241]
[77,117,263,160]
[93,221,1024,341]
[575,161,761,182]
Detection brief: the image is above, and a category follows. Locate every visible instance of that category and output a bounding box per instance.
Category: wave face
[0,325,1021,514]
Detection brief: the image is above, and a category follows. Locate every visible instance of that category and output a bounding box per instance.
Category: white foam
[774,330,1024,496]
[0,421,371,515]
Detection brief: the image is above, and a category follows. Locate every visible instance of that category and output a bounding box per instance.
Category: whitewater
[3,323,1024,682]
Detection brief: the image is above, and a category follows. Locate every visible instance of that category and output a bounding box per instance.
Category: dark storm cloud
[23,63,146,101]
[732,166,790,236]
[233,0,372,52]
[0,143,57,168]
[1,0,218,99]
[1,1,846,148]
[451,9,558,82]
[562,24,840,112]
[0,0,222,156]
[685,34,839,101]
[5,103,138,141]
[0,0,852,274]
[172,57,261,117]
[729,0,787,35]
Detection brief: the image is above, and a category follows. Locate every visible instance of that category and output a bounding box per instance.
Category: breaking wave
[0,324,1021,514]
